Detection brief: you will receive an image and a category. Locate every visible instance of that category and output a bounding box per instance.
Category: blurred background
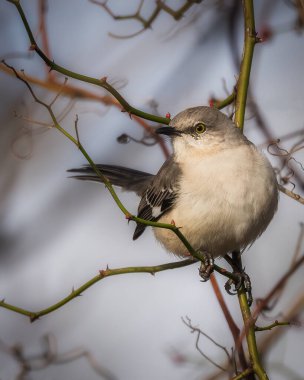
[0,0,304,379]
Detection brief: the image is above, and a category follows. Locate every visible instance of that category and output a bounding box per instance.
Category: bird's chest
[155,146,277,256]
[173,146,276,225]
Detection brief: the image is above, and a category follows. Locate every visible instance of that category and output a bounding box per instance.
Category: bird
[68,106,278,262]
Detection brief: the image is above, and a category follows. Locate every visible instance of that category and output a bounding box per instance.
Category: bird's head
[156,106,245,157]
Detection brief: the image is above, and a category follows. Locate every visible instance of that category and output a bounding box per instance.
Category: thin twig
[0,62,170,158]
[255,320,290,332]
[182,316,230,372]
[278,184,304,205]
[90,0,203,39]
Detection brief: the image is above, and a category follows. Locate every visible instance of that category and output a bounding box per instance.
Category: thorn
[30,315,39,323]
[170,219,176,226]
[29,44,36,51]
[106,264,109,270]
[100,76,107,83]
[125,213,132,220]
[128,112,132,119]
[48,61,54,72]
[170,352,187,364]
[258,25,273,43]
[209,98,215,108]
[165,112,171,119]
[150,272,155,276]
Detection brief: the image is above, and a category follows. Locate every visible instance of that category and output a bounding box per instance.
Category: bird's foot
[224,269,253,306]
[198,252,214,282]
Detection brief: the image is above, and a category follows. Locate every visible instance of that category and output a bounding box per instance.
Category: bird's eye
[195,122,206,134]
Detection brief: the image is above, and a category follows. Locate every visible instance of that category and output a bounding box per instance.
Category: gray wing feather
[68,160,180,240]
[68,165,153,196]
[133,157,181,240]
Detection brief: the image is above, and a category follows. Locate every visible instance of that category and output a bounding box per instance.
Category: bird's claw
[224,270,253,306]
[224,278,237,295]
[198,252,214,282]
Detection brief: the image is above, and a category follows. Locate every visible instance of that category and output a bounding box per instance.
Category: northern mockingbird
[69,106,278,263]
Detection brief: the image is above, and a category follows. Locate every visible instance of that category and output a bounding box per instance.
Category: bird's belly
[154,147,278,257]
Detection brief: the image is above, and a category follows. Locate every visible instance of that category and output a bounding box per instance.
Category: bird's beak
[155,126,182,137]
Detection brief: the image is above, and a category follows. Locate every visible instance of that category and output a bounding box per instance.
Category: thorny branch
[0,67,170,158]
[6,0,169,125]
[90,0,203,39]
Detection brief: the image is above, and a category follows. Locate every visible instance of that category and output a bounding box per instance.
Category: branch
[0,259,196,321]
[90,0,203,39]
[232,2,269,378]
[253,254,304,319]
[210,92,236,110]
[230,368,254,380]
[238,289,268,380]
[259,292,304,357]
[3,61,202,261]
[234,0,258,131]
[210,275,248,371]
[255,320,290,332]
[6,0,169,125]
[1,61,206,321]
[182,316,231,372]
[278,184,304,205]
[0,62,170,158]
[1,334,118,380]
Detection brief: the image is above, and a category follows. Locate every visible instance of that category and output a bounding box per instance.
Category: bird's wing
[68,165,154,196]
[133,157,181,240]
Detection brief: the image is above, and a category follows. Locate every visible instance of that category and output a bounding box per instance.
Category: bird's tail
[67,165,153,196]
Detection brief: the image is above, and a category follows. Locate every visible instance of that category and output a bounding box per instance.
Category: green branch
[231,368,254,380]
[238,290,269,380]
[232,2,270,379]
[3,61,203,259]
[212,92,236,110]
[0,259,196,321]
[234,0,257,131]
[6,0,169,125]
[255,320,290,332]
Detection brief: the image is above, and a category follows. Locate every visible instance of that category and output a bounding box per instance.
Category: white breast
[154,144,278,257]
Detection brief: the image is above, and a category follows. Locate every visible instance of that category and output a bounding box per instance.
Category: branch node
[125,213,132,221]
[30,314,39,323]
[99,269,107,277]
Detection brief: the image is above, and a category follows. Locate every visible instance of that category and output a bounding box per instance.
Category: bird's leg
[224,252,253,306]
[198,251,214,282]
